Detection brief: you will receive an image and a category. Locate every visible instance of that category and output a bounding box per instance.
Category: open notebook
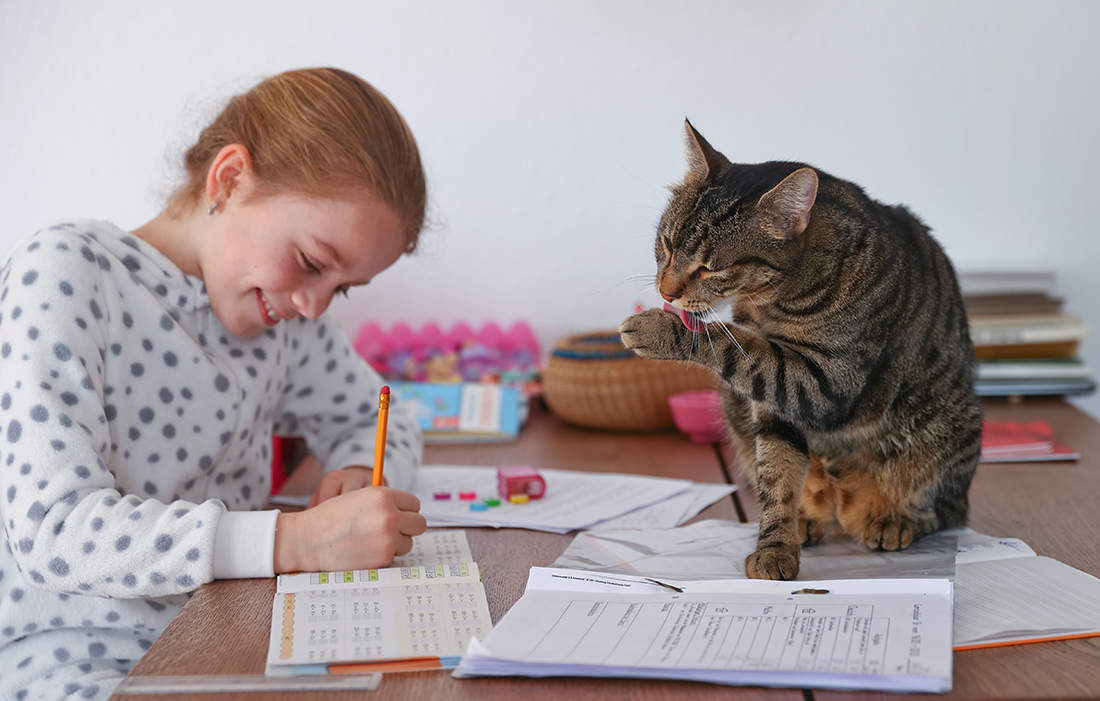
[265,531,492,675]
[952,532,1100,649]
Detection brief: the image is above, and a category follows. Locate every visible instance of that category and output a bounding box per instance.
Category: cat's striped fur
[620,121,982,580]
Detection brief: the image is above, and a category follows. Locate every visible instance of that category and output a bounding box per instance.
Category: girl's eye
[300,252,321,274]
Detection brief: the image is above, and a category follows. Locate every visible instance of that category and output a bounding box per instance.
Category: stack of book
[388,381,524,443]
[960,271,1095,397]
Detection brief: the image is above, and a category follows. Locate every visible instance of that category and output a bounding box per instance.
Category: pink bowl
[668,390,726,443]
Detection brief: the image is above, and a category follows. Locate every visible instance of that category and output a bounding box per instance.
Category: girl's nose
[290,289,329,320]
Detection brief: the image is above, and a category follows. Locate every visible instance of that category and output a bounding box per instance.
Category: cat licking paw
[619,309,687,361]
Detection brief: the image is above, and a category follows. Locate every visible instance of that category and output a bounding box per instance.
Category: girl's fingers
[398,511,428,537]
[310,474,344,507]
[393,535,415,556]
[390,490,422,513]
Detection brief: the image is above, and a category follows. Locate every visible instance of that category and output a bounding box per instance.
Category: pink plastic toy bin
[668,390,726,443]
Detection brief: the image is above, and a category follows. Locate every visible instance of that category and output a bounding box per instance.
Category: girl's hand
[275,487,426,573]
[306,465,375,508]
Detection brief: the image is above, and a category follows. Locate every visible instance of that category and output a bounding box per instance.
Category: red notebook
[980,421,1079,463]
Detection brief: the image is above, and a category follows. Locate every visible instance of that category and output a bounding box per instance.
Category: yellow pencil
[372,385,390,487]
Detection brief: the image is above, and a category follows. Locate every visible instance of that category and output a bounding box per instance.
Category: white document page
[587,483,737,530]
[414,465,691,531]
[554,520,956,581]
[455,567,953,693]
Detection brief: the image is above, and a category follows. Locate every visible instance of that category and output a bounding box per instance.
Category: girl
[0,67,428,700]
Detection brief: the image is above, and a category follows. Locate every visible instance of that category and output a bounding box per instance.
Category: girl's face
[197,189,406,339]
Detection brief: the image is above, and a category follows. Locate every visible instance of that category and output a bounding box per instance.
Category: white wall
[4,1,1099,418]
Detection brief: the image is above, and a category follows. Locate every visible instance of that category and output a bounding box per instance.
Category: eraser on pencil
[663,303,706,332]
[508,494,530,504]
[380,385,390,395]
[458,491,477,500]
[469,502,488,511]
[433,491,452,500]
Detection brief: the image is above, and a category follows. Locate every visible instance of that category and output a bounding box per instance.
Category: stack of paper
[549,521,1100,649]
[454,568,954,693]
[554,520,957,581]
[413,465,729,533]
[265,531,492,675]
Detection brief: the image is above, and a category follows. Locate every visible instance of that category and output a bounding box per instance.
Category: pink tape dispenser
[663,303,707,332]
[497,465,546,500]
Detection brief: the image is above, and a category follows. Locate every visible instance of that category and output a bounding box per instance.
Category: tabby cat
[620,121,982,580]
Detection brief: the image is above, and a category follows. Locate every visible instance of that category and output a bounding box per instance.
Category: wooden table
[117,400,1100,700]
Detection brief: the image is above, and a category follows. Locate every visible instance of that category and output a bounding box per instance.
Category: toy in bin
[497,465,546,500]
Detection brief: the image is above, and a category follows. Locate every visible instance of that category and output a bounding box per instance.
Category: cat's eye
[690,265,713,280]
[660,236,672,262]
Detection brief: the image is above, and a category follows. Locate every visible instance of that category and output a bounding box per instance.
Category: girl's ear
[204,143,255,207]
[755,167,819,239]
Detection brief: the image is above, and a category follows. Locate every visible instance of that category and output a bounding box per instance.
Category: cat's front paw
[619,309,685,361]
[745,545,801,580]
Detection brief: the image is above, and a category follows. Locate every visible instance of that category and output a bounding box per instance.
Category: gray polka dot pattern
[0,220,422,699]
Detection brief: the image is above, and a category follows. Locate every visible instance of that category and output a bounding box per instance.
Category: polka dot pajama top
[0,220,422,700]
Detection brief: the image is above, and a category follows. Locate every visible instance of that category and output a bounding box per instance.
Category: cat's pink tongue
[663,303,706,332]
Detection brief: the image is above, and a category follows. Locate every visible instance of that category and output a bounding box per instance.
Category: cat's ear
[683,119,729,183]
[755,167,819,239]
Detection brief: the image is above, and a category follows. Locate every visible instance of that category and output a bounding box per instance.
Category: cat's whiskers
[744,292,763,312]
[701,318,721,368]
[705,308,747,358]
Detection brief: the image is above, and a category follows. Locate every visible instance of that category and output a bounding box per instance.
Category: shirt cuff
[212,510,279,579]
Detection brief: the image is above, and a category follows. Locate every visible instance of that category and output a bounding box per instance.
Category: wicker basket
[542,331,719,431]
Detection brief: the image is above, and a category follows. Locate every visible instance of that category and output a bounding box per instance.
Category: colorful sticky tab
[483,498,501,507]
[508,494,530,504]
[458,491,477,500]
[469,502,488,511]
[433,491,452,500]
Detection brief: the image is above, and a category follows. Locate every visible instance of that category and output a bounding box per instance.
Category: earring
[208,201,222,216]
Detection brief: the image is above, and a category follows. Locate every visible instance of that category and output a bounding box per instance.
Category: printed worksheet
[415,465,692,531]
[455,568,953,693]
[267,531,492,670]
